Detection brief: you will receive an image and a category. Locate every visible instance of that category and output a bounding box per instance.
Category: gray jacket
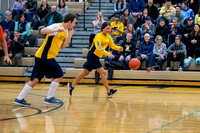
[57,6,68,19]
[153,43,167,56]
[141,22,155,35]
[120,15,135,26]
[167,42,186,54]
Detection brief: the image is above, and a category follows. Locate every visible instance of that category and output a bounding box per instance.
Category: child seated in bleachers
[119,33,136,69]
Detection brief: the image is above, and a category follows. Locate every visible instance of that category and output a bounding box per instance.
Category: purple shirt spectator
[12,1,24,10]
[12,0,24,21]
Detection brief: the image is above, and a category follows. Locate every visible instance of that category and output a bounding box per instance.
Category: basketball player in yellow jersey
[13,14,77,106]
[68,22,123,97]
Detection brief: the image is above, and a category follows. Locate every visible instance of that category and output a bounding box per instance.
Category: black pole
[99,0,101,11]
[83,0,86,30]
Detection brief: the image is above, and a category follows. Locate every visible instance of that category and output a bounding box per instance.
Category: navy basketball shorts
[83,51,102,72]
[30,57,63,81]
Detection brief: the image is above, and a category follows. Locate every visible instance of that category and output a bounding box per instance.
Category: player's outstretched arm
[41,27,65,35]
[61,29,75,49]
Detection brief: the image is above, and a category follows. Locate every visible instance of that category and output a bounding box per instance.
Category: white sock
[47,81,59,99]
[17,84,32,100]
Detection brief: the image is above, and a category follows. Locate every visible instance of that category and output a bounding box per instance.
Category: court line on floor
[0,95,64,121]
[147,109,200,133]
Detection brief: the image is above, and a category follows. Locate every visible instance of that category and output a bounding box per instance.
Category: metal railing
[83,0,88,31]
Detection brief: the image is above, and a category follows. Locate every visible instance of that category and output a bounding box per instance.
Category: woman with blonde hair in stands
[89,12,105,48]
[122,23,137,44]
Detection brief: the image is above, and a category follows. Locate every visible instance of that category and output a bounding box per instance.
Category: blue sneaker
[13,98,31,107]
[44,97,62,105]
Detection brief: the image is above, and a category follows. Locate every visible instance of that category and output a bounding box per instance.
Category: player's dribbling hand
[108,53,115,59]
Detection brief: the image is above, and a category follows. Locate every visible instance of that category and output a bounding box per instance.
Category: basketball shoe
[68,82,74,96]
[107,89,118,97]
[13,98,31,107]
[44,97,62,105]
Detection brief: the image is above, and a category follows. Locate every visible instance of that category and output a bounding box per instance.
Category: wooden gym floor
[1,82,200,133]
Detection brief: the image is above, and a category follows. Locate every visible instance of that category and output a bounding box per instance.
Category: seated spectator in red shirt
[0,25,12,65]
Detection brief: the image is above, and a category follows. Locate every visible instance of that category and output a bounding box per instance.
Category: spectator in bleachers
[187,24,200,58]
[3,30,11,53]
[108,0,126,20]
[120,8,135,29]
[9,30,25,66]
[57,0,68,19]
[189,0,199,15]
[38,6,63,37]
[145,0,159,21]
[32,0,50,30]
[134,8,154,28]
[0,11,15,40]
[43,6,63,27]
[155,19,169,44]
[15,14,31,39]
[166,35,186,71]
[168,17,181,46]
[140,16,155,41]
[12,0,24,21]
[110,15,124,44]
[147,35,167,71]
[129,0,145,19]
[134,8,154,39]
[119,33,136,69]
[137,33,154,68]
[159,0,175,23]
[0,30,11,58]
[0,26,12,65]
[182,17,194,47]
[171,0,182,6]
[169,6,184,27]
[195,8,200,25]
[24,0,37,22]
[89,12,104,48]
[153,0,165,7]
[181,1,194,22]
[122,23,137,44]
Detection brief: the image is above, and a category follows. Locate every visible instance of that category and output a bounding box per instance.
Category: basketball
[129,58,141,70]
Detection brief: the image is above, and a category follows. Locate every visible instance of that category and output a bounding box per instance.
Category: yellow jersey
[90,32,121,58]
[35,23,68,59]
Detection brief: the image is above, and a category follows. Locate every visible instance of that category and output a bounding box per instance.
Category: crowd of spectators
[100,0,200,71]
[0,0,200,71]
[0,0,69,66]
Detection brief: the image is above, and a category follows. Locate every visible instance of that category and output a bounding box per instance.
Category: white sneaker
[165,67,170,71]
[178,66,183,72]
